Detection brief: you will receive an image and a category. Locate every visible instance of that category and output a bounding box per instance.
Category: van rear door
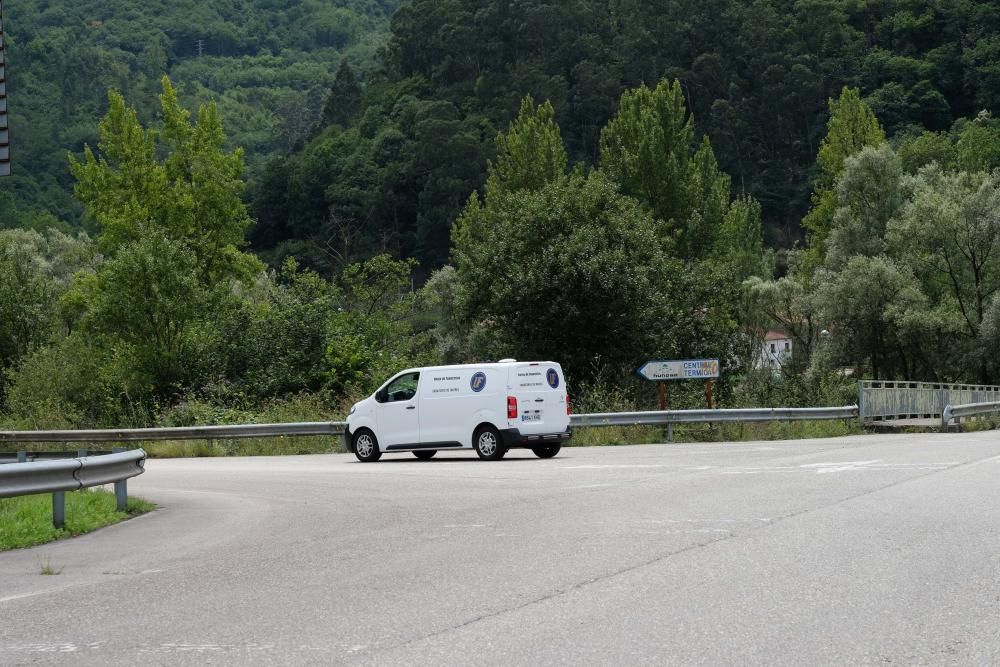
[508,363,569,435]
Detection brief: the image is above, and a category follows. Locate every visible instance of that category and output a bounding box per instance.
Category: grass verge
[0,489,155,552]
[143,435,340,458]
[570,419,863,446]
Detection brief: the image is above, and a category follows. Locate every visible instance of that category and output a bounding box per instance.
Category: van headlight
[349,404,357,415]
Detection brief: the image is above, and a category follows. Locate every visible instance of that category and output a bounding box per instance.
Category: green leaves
[804,87,887,265]
[600,80,695,243]
[70,77,261,285]
[454,170,674,376]
[326,254,432,393]
[486,97,567,197]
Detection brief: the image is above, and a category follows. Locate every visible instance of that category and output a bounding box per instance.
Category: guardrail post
[17,450,26,463]
[112,447,127,511]
[77,448,88,458]
[52,491,65,529]
[667,423,674,443]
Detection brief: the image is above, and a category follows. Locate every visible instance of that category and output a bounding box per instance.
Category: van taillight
[566,394,572,415]
[507,396,518,419]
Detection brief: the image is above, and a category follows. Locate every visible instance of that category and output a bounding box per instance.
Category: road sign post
[637,360,721,439]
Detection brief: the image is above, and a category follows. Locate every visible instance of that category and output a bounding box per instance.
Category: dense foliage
[3,1,1000,432]
[254,0,1000,272]
[0,0,399,224]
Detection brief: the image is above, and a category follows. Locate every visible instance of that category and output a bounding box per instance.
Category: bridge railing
[859,380,1000,421]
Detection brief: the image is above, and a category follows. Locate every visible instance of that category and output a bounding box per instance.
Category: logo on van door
[471,372,487,392]
[546,368,559,388]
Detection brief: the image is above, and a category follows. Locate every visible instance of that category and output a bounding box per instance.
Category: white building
[759,330,793,370]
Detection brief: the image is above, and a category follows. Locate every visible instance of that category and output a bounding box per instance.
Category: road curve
[3,432,1000,665]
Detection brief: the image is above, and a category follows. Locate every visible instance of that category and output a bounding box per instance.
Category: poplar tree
[69,76,260,285]
[802,87,886,266]
[599,79,735,260]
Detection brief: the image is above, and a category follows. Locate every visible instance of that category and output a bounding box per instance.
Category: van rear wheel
[413,450,437,460]
[473,426,506,461]
[353,429,381,462]
[532,445,561,459]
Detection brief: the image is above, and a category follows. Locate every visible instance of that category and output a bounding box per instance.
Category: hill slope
[0,0,399,226]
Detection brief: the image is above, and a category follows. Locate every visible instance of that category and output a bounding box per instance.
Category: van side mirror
[375,389,387,403]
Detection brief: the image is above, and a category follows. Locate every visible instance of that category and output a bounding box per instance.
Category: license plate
[521,413,541,423]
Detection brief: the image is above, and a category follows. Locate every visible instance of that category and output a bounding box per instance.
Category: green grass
[0,489,155,552]
[144,434,341,458]
[956,416,1000,432]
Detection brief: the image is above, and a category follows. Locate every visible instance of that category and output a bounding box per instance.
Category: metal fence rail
[0,408,859,447]
[0,449,146,527]
[570,406,858,427]
[942,401,1000,429]
[0,422,344,444]
[860,380,1000,421]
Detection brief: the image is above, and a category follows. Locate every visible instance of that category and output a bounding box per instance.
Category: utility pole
[0,0,9,176]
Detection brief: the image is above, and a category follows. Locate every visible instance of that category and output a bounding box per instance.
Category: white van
[344,360,571,461]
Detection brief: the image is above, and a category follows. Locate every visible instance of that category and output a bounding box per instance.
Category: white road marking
[642,518,772,524]
[722,461,960,475]
[140,643,275,653]
[969,455,1000,466]
[562,464,676,470]
[0,585,83,604]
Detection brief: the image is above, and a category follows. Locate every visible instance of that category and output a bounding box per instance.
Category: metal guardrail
[941,402,1000,429]
[0,449,146,528]
[570,406,858,427]
[860,380,1000,421]
[571,406,858,442]
[0,408,858,446]
[0,422,344,444]
[0,450,112,464]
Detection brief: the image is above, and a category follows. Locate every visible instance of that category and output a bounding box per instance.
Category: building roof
[764,330,791,341]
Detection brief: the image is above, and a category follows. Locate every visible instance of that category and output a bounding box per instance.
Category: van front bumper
[343,426,352,453]
[499,428,572,448]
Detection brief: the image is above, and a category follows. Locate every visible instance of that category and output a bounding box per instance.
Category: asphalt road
[3,432,1000,665]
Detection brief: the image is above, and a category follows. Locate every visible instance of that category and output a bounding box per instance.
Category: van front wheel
[473,426,506,461]
[532,445,561,459]
[353,429,381,462]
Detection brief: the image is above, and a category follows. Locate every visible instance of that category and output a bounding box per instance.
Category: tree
[209,259,341,400]
[713,196,772,281]
[70,77,261,285]
[600,79,746,260]
[0,233,56,407]
[825,144,907,269]
[745,269,822,372]
[599,80,697,249]
[325,254,434,393]
[815,256,926,379]
[803,87,886,266]
[321,60,363,129]
[83,230,207,396]
[886,167,1000,379]
[485,97,568,197]
[454,169,681,379]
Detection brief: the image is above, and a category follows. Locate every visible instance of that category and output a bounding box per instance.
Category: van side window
[385,372,419,402]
